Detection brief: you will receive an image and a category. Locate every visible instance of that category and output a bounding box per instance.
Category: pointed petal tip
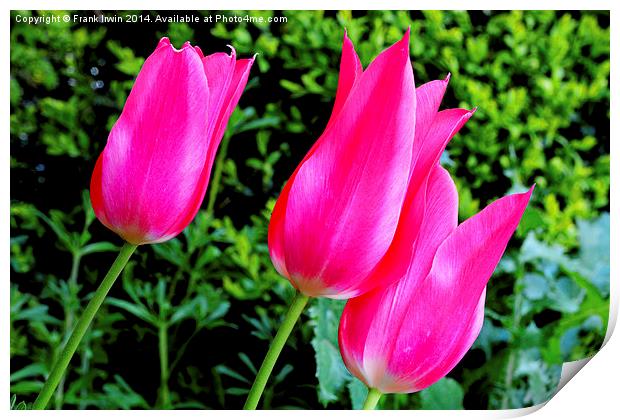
[157,38,197,54]
[225,44,238,59]
[193,45,204,58]
[510,184,535,212]
[402,27,411,45]
[237,54,257,74]
[178,40,196,52]
[342,28,355,48]
[237,54,257,70]
[157,37,172,51]
[445,72,452,83]
[388,28,411,60]
[526,183,536,198]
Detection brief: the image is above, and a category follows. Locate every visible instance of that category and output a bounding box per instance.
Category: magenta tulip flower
[338,165,533,396]
[90,37,254,244]
[268,30,474,299]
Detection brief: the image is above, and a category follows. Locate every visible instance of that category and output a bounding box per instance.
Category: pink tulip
[90,38,254,244]
[268,30,474,298]
[338,164,534,394]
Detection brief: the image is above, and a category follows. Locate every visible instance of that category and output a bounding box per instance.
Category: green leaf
[35,209,74,252]
[214,365,252,384]
[10,363,47,383]
[523,273,548,300]
[80,241,118,256]
[473,319,511,359]
[106,297,158,326]
[574,213,610,296]
[308,299,349,406]
[348,377,368,410]
[99,375,150,409]
[419,378,464,410]
[10,380,42,394]
[107,40,145,76]
[520,233,569,267]
[10,395,29,410]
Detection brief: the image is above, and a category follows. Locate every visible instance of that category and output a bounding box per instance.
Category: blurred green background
[10,10,610,410]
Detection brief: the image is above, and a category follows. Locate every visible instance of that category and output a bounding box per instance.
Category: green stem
[502,278,523,409]
[169,328,199,375]
[33,242,138,410]
[362,388,383,410]
[243,292,310,410]
[55,252,82,409]
[78,333,91,410]
[206,132,231,217]
[158,323,171,409]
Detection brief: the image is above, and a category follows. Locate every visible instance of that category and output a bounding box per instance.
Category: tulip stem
[32,242,138,410]
[243,291,310,410]
[362,388,383,410]
[206,131,231,217]
[158,323,171,409]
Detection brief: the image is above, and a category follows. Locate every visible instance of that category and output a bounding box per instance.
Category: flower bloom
[338,164,534,393]
[268,30,474,299]
[90,38,254,244]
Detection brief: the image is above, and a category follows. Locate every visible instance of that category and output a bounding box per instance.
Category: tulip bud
[268,30,473,299]
[90,38,254,244]
[338,165,534,393]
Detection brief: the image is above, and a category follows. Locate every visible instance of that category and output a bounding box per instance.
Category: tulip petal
[338,165,459,390]
[426,185,534,306]
[411,288,486,391]
[384,186,534,391]
[270,31,361,281]
[407,166,459,281]
[90,153,108,227]
[326,30,363,130]
[340,185,533,393]
[283,31,416,298]
[268,177,293,279]
[361,106,471,292]
[95,41,210,244]
[411,107,474,187]
[413,74,450,151]
[162,55,254,240]
[205,52,253,142]
[202,50,236,135]
[205,57,255,174]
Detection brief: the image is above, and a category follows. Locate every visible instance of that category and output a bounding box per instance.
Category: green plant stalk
[33,242,138,410]
[243,292,310,410]
[362,388,383,410]
[78,333,91,410]
[158,323,171,409]
[206,132,231,217]
[502,277,524,410]
[55,251,82,409]
[169,328,199,375]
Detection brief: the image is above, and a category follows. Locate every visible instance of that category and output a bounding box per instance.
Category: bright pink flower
[268,30,473,298]
[90,38,254,244]
[338,165,534,393]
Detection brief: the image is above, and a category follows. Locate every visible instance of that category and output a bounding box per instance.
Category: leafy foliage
[10,10,609,410]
